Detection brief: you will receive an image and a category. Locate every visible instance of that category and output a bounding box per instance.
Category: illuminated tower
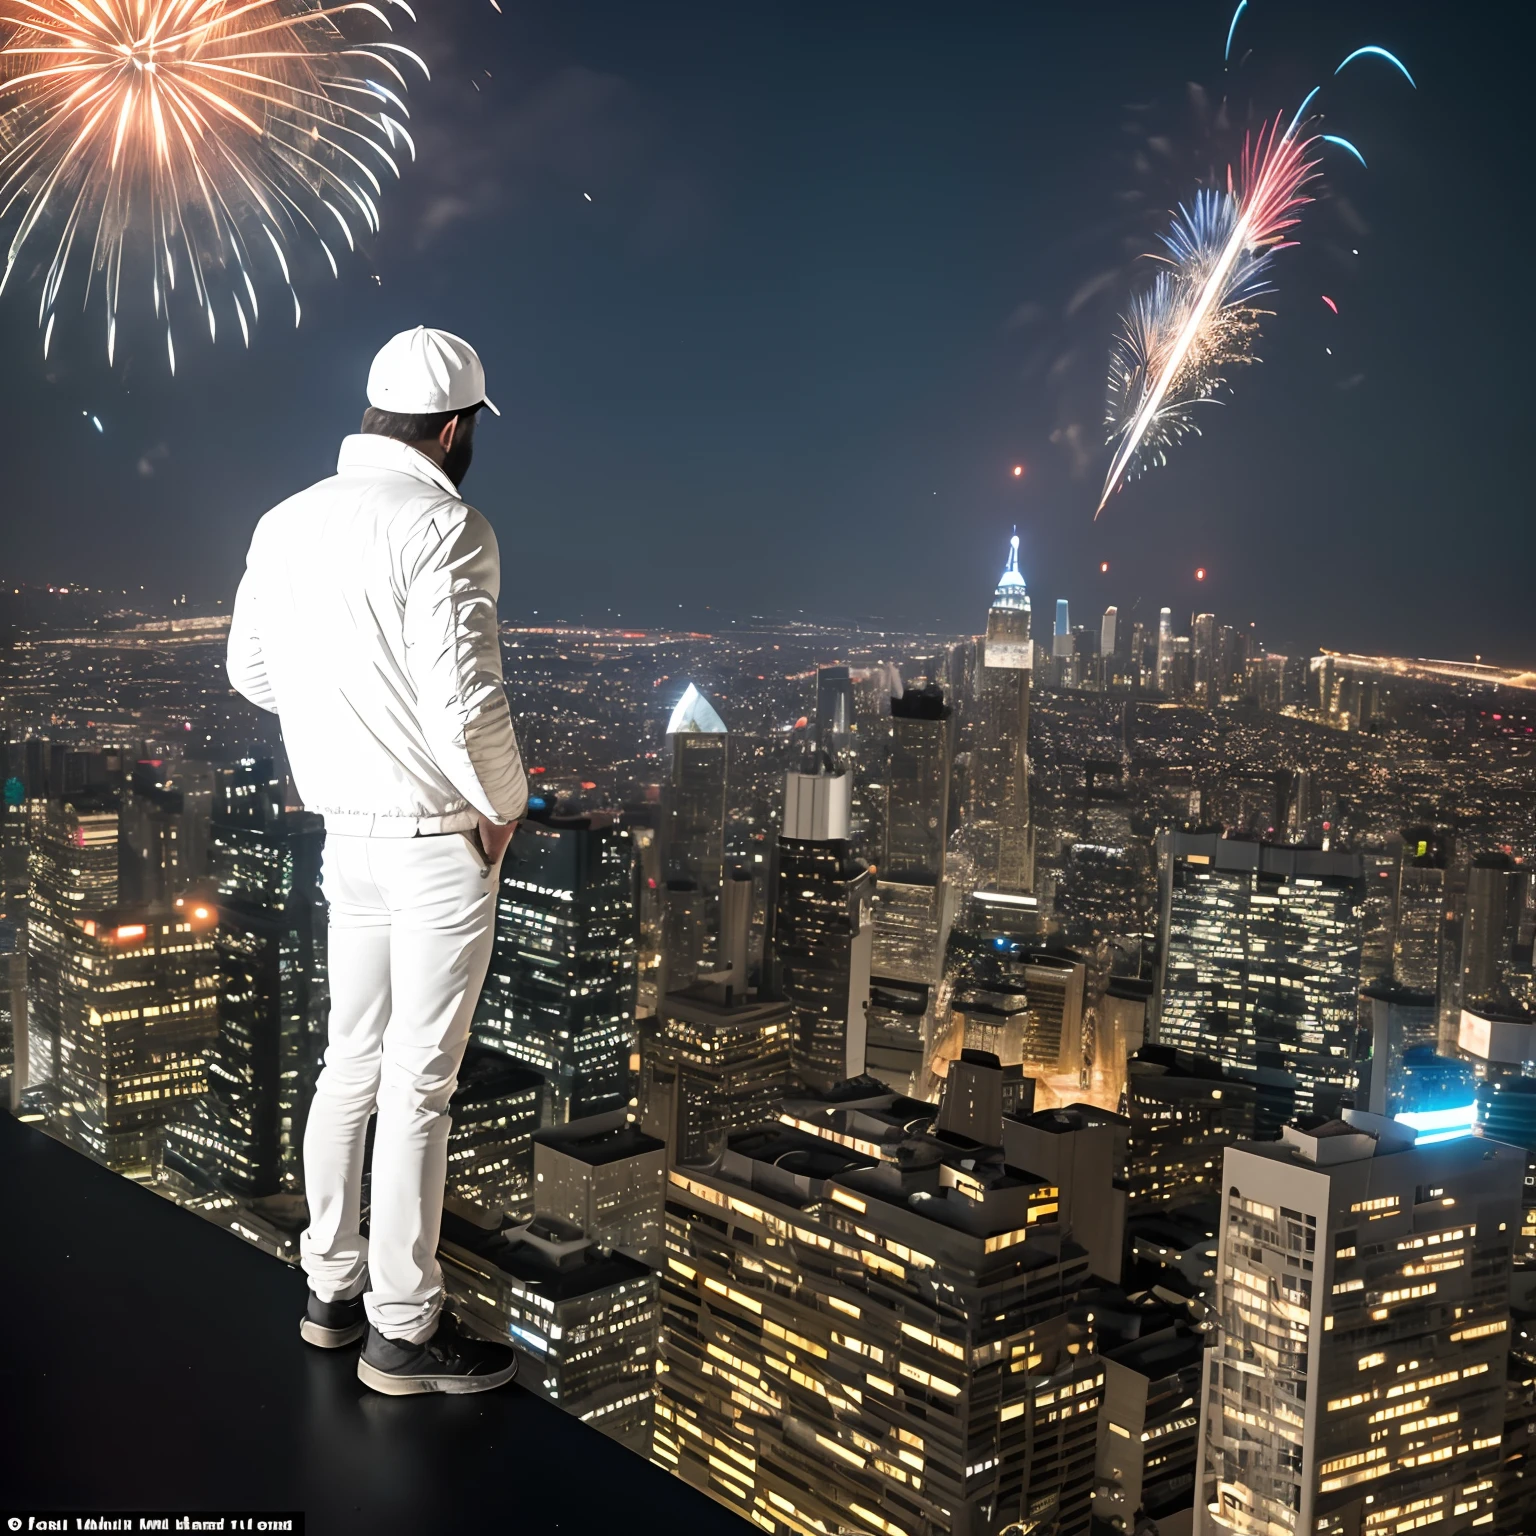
[1192,612,1217,704]
[656,1057,1103,1535]
[1196,1115,1519,1536]
[659,684,728,983]
[869,682,954,1092]
[165,766,327,1198]
[766,747,874,1091]
[474,809,639,1123]
[1156,832,1365,1125]
[970,531,1033,895]
[26,789,118,1113]
[56,904,219,1174]
[1156,607,1173,691]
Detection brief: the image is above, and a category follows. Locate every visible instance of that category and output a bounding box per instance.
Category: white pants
[300,831,499,1342]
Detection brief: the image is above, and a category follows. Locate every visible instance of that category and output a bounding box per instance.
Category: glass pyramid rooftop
[992,531,1030,612]
[667,682,727,735]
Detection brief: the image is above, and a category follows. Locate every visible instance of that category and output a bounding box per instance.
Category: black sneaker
[357,1316,520,1396]
[299,1289,367,1349]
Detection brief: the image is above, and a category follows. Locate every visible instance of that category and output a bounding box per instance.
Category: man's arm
[227,561,279,713]
[403,506,529,828]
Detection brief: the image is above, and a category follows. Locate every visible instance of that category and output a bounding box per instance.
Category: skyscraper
[638,986,793,1163]
[659,683,728,982]
[120,758,213,904]
[1463,851,1527,1009]
[1191,612,1216,704]
[970,532,1033,894]
[442,1211,660,1453]
[869,682,955,1093]
[1156,607,1173,692]
[1157,832,1364,1122]
[1195,1113,1520,1536]
[1393,826,1448,995]
[1125,1044,1256,1214]
[815,664,856,759]
[766,750,874,1090]
[25,788,118,1109]
[474,808,639,1123]
[1052,598,1075,687]
[1101,605,1119,661]
[532,1109,667,1264]
[55,904,219,1173]
[201,758,328,1186]
[656,1069,1103,1535]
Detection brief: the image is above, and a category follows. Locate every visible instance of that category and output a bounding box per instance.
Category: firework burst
[1096,29,1417,515]
[0,0,425,369]
[1098,117,1318,514]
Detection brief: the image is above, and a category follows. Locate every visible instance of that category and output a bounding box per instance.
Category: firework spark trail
[1095,38,1415,515]
[0,0,425,367]
[1097,116,1318,514]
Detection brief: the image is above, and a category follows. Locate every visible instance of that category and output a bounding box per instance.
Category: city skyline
[8,529,1536,1534]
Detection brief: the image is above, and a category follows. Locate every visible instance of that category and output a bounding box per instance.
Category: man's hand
[477,815,518,866]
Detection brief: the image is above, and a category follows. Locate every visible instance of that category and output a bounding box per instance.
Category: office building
[639,985,793,1164]
[1125,1045,1257,1214]
[26,789,119,1108]
[1477,1074,1536,1264]
[1360,981,1438,1118]
[1393,827,1449,996]
[656,1059,1103,1536]
[1192,612,1217,705]
[864,975,931,1097]
[163,896,306,1198]
[1195,1112,1521,1536]
[766,751,874,1091]
[120,758,213,904]
[1003,1103,1125,1282]
[533,1108,667,1264]
[1101,606,1119,662]
[815,664,857,760]
[443,1045,544,1223]
[1156,608,1173,692]
[870,682,954,1093]
[970,532,1033,894]
[1097,977,1152,1112]
[659,683,728,980]
[55,904,219,1174]
[1157,833,1364,1122]
[203,760,329,1186]
[442,1210,660,1454]
[475,809,639,1123]
[1095,1319,1205,1535]
[879,681,951,889]
[1463,851,1528,1009]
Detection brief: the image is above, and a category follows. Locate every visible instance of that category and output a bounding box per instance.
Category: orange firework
[0,0,424,368]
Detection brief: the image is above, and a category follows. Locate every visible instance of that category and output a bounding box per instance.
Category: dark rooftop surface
[532,1117,666,1165]
[0,1112,744,1536]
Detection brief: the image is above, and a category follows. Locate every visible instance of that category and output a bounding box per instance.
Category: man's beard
[443,416,477,487]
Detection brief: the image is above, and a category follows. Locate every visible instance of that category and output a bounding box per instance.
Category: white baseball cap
[366,326,500,417]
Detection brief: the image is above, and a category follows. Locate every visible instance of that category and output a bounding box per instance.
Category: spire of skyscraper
[666,682,727,736]
[992,529,1030,612]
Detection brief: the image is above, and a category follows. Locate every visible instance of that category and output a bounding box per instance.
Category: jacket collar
[337,433,461,499]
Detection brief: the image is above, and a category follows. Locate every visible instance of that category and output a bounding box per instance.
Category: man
[227,327,526,1396]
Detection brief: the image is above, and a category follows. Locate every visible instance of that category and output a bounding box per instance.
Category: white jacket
[227,433,528,836]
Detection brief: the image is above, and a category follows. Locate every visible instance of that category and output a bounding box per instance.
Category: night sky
[0,0,1528,660]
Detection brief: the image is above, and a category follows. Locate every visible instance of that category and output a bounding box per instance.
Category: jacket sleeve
[403,507,529,824]
[227,560,279,713]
